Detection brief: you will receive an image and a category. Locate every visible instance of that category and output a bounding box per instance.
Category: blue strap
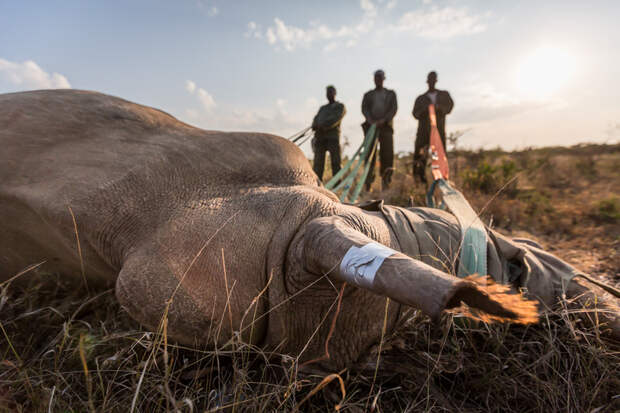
[433,179,488,278]
[426,179,446,210]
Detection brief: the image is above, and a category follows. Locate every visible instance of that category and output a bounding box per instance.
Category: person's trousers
[413,135,429,184]
[313,138,341,181]
[363,124,394,187]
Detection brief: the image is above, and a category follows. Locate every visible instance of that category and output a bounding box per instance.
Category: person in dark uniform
[311,85,346,181]
[412,71,454,184]
[361,69,398,190]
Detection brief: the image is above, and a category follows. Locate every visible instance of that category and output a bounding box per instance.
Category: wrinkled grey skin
[0,90,614,370]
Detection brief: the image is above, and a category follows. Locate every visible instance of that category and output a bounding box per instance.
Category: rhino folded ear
[303,216,538,324]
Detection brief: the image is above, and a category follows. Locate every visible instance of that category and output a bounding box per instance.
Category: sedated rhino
[1,90,618,370]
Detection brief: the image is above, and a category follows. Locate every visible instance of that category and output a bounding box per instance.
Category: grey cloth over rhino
[360,200,578,305]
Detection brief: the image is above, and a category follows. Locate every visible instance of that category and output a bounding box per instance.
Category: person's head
[427,71,437,90]
[326,85,336,102]
[374,70,385,88]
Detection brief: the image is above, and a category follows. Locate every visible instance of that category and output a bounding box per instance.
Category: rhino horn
[303,216,538,324]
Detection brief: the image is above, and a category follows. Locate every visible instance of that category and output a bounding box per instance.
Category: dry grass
[1,143,619,412]
[1,275,618,412]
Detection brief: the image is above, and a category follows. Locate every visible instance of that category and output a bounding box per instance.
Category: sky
[1,0,619,157]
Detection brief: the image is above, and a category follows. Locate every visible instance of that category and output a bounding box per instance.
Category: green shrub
[593,196,620,223]
[518,189,555,215]
[462,160,498,193]
[462,159,518,196]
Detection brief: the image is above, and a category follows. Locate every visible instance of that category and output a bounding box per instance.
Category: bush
[592,196,620,223]
[462,160,498,193]
[462,159,518,196]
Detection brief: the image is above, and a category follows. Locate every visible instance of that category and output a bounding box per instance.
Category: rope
[296,130,314,146]
[289,126,311,143]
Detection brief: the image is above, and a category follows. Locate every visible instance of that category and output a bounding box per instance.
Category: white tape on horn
[339,242,397,289]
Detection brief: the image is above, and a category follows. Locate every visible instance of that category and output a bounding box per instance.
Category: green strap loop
[324,124,377,203]
[347,137,378,203]
[325,124,377,190]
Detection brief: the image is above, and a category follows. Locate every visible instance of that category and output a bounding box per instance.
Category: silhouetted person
[362,69,398,190]
[412,71,454,184]
[312,85,346,181]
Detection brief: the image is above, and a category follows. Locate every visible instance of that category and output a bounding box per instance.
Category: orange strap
[428,104,449,181]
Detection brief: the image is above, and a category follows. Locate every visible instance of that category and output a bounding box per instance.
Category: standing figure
[312,85,346,181]
[361,70,398,190]
[412,71,454,184]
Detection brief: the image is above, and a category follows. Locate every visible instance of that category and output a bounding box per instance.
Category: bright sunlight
[515,45,578,99]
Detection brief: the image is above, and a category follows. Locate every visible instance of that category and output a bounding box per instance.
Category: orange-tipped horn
[303,216,539,324]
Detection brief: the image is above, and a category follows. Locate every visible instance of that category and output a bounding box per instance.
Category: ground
[1,144,618,412]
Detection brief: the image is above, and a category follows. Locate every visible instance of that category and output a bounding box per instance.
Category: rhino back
[0,89,316,191]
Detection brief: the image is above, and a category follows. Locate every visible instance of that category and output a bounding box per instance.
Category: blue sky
[1,0,619,156]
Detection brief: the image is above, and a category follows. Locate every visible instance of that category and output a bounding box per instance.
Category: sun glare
[515,45,578,99]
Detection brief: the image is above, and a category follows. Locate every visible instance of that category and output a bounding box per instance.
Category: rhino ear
[303,216,538,324]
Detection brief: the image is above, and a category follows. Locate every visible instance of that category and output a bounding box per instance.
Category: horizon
[1,0,619,157]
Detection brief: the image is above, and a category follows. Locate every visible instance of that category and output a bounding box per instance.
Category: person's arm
[412,95,428,120]
[361,92,373,123]
[312,106,325,131]
[384,90,398,123]
[445,91,454,114]
[437,91,454,115]
[321,103,346,130]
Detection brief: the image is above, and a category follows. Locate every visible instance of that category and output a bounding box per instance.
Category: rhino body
[1,90,404,367]
[1,90,616,369]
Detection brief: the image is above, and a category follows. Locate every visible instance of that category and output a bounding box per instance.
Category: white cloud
[196,0,219,17]
[181,99,311,139]
[181,88,320,144]
[196,88,216,111]
[245,21,263,39]
[185,79,216,112]
[450,81,563,124]
[248,4,489,52]
[396,7,488,39]
[254,16,372,52]
[360,0,377,18]
[275,98,288,115]
[266,27,277,44]
[323,42,339,52]
[248,0,379,52]
[0,58,71,90]
[185,80,196,94]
